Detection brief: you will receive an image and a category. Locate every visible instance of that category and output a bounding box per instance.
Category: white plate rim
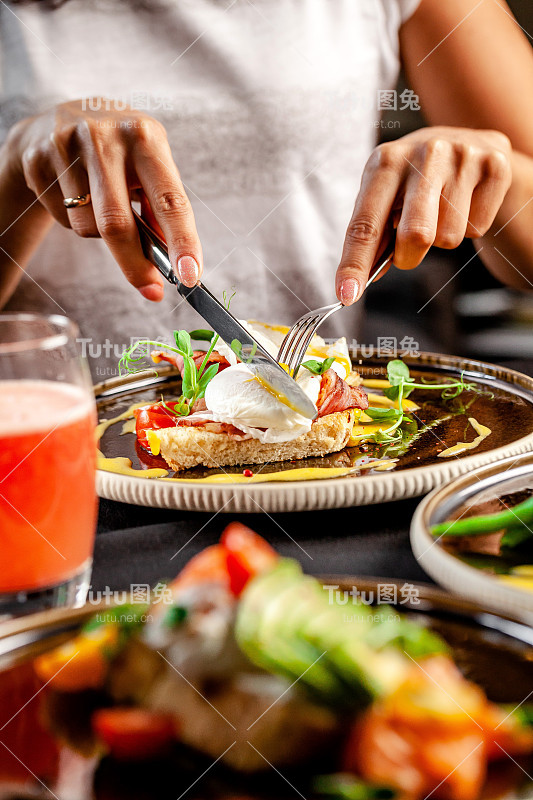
[410,451,533,624]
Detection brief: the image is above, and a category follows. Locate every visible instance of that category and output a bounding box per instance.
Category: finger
[394,172,442,269]
[133,136,202,288]
[466,151,512,238]
[434,177,476,249]
[336,147,406,305]
[87,158,165,300]
[139,191,165,240]
[21,155,71,227]
[54,158,99,238]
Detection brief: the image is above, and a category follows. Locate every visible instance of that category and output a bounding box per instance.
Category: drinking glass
[0,313,97,616]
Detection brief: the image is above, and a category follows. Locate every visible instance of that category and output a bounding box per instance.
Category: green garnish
[119,329,220,416]
[189,329,215,342]
[500,525,533,549]
[313,773,396,799]
[431,495,533,544]
[364,407,400,421]
[301,356,336,375]
[230,338,258,364]
[118,292,238,415]
[160,396,188,417]
[512,705,533,728]
[365,359,483,445]
[164,605,188,628]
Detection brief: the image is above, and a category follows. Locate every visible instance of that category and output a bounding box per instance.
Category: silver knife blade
[133,209,317,420]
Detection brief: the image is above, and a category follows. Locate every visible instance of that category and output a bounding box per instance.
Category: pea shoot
[301,357,336,375]
[365,360,483,445]
[118,328,221,417]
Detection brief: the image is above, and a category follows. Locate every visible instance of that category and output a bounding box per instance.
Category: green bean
[431,495,533,538]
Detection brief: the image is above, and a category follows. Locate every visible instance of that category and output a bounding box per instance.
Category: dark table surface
[93,358,533,594]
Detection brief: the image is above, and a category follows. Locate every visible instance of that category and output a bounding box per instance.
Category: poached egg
[193,321,353,444]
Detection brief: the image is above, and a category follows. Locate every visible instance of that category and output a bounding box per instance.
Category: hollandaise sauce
[97,457,397,483]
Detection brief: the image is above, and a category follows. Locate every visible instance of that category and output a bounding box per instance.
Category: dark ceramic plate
[94,352,533,512]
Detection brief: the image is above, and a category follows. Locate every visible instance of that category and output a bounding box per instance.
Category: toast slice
[154,410,356,471]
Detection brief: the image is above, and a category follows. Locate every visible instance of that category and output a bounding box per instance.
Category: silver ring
[63,193,91,209]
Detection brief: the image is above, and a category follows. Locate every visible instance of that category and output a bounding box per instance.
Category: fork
[277,249,394,378]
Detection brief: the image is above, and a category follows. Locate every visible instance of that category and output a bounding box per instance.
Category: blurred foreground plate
[0,578,532,799]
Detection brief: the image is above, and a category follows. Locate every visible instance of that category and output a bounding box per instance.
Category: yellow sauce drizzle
[347,390,421,444]
[95,401,148,443]
[437,417,491,458]
[362,379,392,389]
[157,459,397,484]
[120,418,136,435]
[511,565,533,577]
[497,575,533,593]
[97,457,397,483]
[97,456,168,479]
[250,374,309,417]
[348,423,389,445]
[366,393,420,412]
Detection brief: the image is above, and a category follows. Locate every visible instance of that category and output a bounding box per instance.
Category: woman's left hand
[335,126,512,305]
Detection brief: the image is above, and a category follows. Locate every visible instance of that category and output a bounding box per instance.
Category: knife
[132,209,317,420]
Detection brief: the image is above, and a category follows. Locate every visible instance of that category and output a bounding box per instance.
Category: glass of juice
[0,313,97,616]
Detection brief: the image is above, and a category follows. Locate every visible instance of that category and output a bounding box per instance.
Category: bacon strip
[174,415,251,440]
[151,349,231,376]
[316,369,368,418]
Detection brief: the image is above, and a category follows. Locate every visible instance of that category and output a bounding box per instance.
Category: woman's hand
[336,127,512,305]
[6,100,202,300]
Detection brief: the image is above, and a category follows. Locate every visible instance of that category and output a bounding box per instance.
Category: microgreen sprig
[118,329,220,416]
[117,292,237,416]
[365,360,484,445]
[301,357,336,376]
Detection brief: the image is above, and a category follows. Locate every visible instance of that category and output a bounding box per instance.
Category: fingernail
[177,255,199,287]
[138,283,163,301]
[339,278,360,305]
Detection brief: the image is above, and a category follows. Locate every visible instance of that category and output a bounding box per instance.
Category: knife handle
[132,208,178,285]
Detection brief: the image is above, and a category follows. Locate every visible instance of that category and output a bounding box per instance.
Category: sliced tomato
[221,522,278,595]
[134,404,177,450]
[92,707,176,761]
[170,544,231,593]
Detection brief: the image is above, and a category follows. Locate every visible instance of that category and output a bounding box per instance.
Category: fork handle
[364,246,395,291]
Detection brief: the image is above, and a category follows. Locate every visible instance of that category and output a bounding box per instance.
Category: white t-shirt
[0,0,420,378]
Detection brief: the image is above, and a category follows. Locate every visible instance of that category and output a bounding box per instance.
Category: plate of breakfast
[94,320,533,512]
[411,450,533,624]
[1,523,532,800]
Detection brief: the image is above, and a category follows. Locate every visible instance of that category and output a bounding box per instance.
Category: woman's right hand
[6,99,202,299]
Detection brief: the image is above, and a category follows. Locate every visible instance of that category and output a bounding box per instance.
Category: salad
[33,524,533,800]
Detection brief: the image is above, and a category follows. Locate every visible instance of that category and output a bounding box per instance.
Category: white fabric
[0,0,420,378]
